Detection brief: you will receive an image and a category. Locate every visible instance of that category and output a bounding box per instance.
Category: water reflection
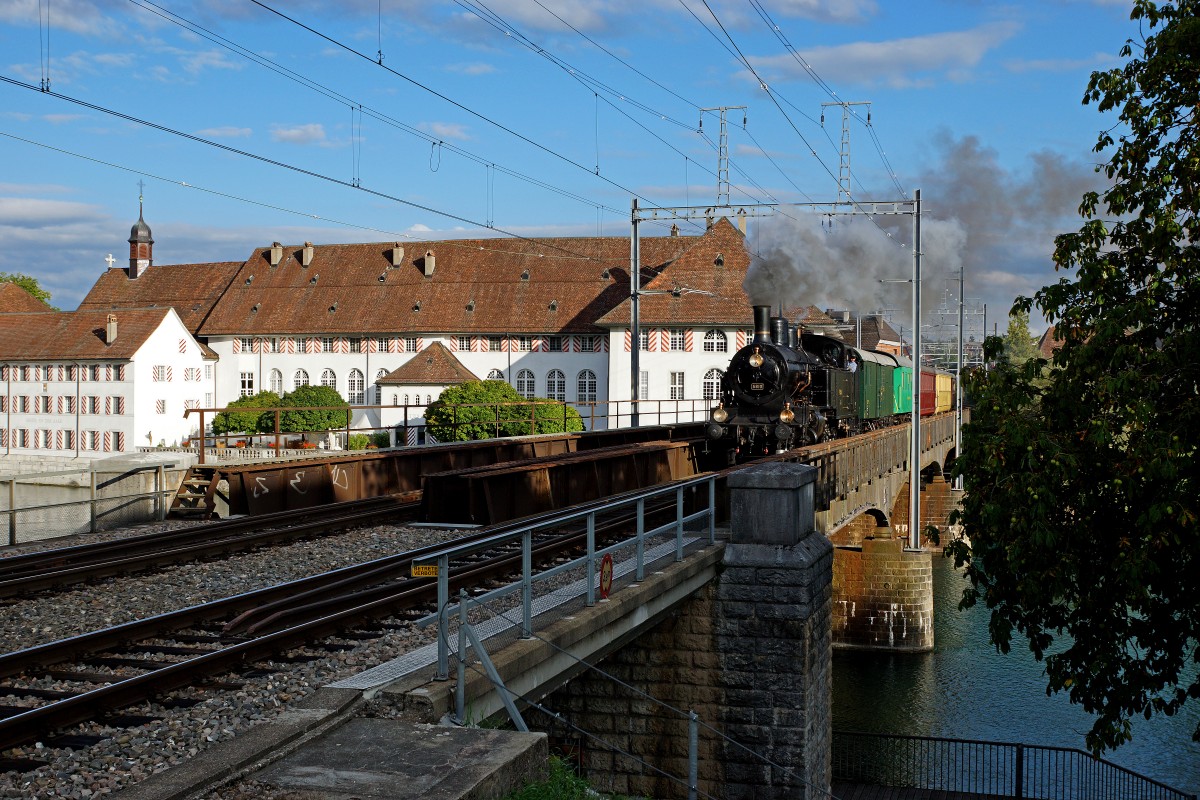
[832,554,1200,795]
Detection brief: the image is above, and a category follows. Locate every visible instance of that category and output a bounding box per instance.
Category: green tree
[0,272,54,309]
[278,384,349,432]
[425,380,584,440]
[1001,309,1040,364]
[210,390,280,435]
[949,1,1200,753]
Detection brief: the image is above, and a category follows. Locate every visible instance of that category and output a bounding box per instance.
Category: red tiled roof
[0,282,53,313]
[0,308,175,360]
[596,219,754,327]
[378,342,479,385]
[196,234,697,337]
[1037,325,1061,357]
[78,262,243,334]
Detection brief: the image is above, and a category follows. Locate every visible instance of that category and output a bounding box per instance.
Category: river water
[831,553,1200,795]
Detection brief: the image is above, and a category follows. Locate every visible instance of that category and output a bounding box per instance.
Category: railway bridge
[290,414,959,799]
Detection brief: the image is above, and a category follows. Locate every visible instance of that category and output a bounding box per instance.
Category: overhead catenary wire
[685,0,915,250]
[247,0,685,218]
[123,0,632,224]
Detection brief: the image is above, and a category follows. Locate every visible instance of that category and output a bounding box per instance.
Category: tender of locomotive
[706,305,953,461]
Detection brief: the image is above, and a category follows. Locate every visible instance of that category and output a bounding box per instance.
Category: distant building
[0,305,213,455]
[1037,325,1062,358]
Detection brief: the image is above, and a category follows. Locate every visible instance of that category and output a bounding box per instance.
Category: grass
[502,757,643,800]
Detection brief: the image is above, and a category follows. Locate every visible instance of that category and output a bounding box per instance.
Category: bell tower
[128,183,153,278]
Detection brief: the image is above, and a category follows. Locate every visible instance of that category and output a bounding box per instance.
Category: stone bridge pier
[531,462,833,799]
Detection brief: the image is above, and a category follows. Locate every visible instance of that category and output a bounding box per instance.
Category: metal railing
[413,474,719,683]
[833,730,1196,800]
[178,398,718,463]
[1,464,177,545]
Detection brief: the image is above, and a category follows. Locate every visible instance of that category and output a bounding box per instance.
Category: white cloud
[758,0,878,24]
[1005,52,1117,74]
[270,124,328,145]
[446,62,497,76]
[0,197,105,228]
[419,122,470,141]
[0,0,123,37]
[178,49,242,75]
[196,126,253,139]
[42,114,85,125]
[748,22,1022,89]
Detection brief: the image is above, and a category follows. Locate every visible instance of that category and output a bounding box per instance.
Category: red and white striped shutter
[623,331,631,352]
[103,431,112,452]
[448,337,459,352]
[468,336,480,352]
[600,337,609,352]
[367,338,378,353]
[117,397,124,414]
[416,337,424,351]
[389,338,400,353]
[533,337,544,353]
[104,365,111,381]
[105,396,111,415]
[503,337,512,352]
[179,339,187,354]
[165,366,173,382]
[684,330,694,351]
[736,330,747,349]
[55,396,62,414]
[233,338,241,354]
[660,330,671,352]
[116,432,125,451]
[0,429,6,447]
[55,429,62,449]
[22,429,29,448]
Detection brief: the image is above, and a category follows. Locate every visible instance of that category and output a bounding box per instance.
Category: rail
[413,474,719,682]
[833,730,1196,800]
[1,464,177,545]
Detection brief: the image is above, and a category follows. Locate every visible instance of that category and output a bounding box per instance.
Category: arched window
[547,369,565,401]
[293,369,310,388]
[403,394,410,405]
[348,369,365,404]
[703,368,723,401]
[487,369,504,380]
[269,369,283,394]
[516,369,535,398]
[577,370,597,403]
[375,369,387,404]
[703,330,727,352]
[425,394,432,404]
[321,368,336,389]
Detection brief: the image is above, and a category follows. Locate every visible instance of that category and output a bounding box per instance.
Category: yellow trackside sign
[411,564,438,578]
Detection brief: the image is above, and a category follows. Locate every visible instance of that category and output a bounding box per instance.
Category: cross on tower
[105,254,115,269]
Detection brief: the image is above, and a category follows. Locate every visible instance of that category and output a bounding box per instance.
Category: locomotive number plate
[751,382,765,391]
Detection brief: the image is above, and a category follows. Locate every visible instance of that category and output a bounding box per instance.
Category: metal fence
[0,465,179,545]
[833,730,1196,800]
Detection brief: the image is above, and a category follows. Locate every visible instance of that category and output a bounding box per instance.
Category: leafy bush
[370,431,391,447]
[211,391,281,435]
[278,385,350,432]
[426,381,584,440]
[347,433,371,450]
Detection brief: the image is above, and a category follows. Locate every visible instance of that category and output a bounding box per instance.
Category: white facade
[0,310,212,456]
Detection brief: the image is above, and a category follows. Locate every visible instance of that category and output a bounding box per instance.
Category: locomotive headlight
[748,347,764,368]
[712,404,729,423]
[778,404,795,424]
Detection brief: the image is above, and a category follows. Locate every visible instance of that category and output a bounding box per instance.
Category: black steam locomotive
[706,305,934,461]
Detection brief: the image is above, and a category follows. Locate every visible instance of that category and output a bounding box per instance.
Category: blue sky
[0,0,1138,337]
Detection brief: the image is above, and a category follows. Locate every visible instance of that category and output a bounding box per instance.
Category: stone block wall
[832,537,933,652]
[531,581,725,799]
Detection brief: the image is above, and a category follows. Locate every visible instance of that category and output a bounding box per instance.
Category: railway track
[0,487,686,760]
[0,493,421,599]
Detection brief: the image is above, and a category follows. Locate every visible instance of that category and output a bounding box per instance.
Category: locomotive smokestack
[788,324,798,349]
[753,305,771,344]
[771,316,787,346]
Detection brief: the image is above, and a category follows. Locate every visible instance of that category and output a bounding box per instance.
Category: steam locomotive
[705,305,954,460]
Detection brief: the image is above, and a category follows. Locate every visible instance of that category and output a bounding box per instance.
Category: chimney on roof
[105,314,117,345]
[301,242,314,267]
[391,244,405,267]
[269,242,283,267]
[422,250,436,278]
